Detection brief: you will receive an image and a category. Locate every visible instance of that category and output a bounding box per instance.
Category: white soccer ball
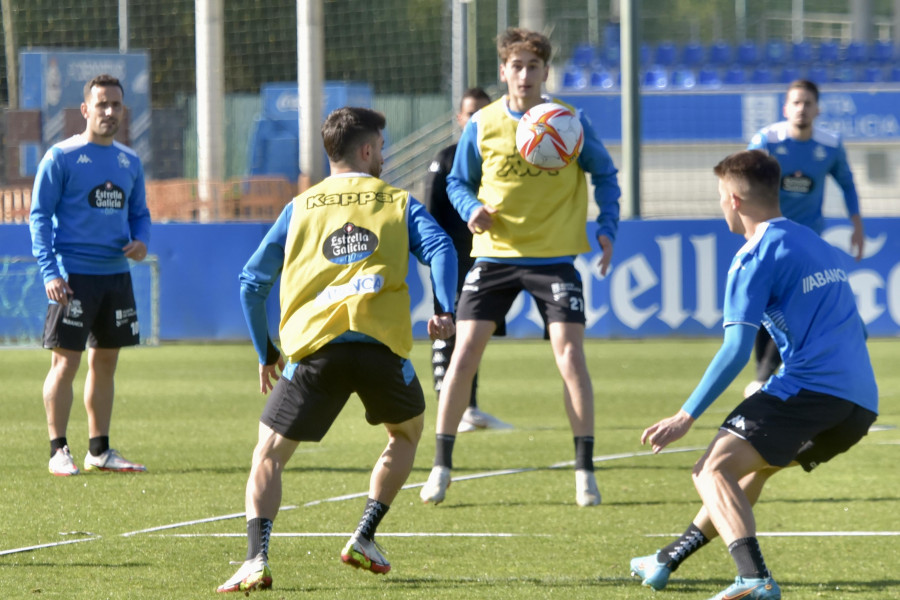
[515,102,584,170]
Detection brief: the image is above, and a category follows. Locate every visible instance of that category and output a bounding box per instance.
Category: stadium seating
[764,39,788,65]
[817,40,840,64]
[779,65,801,83]
[870,40,894,64]
[670,68,696,89]
[570,43,596,69]
[722,65,744,85]
[806,64,830,84]
[697,66,721,86]
[863,65,884,82]
[791,40,813,64]
[559,38,900,91]
[590,68,616,89]
[681,42,705,67]
[643,66,668,89]
[751,65,774,84]
[708,40,732,66]
[654,42,677,67]
[736,41,759,66]
[844,40,867,64]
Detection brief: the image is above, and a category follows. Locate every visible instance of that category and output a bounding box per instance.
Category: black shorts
[43,272,140,351]
[720,389,877,471]
[456,262,585,331]
[260,342,426,442]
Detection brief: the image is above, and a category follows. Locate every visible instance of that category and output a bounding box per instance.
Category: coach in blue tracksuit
[30,74,151,477]
[744,79,865,395]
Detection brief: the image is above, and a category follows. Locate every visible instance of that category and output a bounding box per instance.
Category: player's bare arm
[258,355,285,394]
[468,204,498,234]
[641,410,694,454]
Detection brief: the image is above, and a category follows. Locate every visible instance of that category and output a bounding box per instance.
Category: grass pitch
[1,338,897,599]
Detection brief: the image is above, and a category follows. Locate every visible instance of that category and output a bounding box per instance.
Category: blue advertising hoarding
[2,219,898,341]
[407,218,900,339]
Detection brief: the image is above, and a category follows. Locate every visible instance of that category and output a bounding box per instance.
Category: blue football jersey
[30,135,151,282]
[724,218,877,412]
[748,122,859,235]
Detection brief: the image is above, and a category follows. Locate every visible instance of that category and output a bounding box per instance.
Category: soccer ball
[515,102,584,170]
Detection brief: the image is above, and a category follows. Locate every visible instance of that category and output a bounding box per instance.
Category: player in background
[744,79,865,397]
[217,107,457,593]
[419,27,621,508]
[630,150,877,600]
[424,86,512,432]
[30,74,150,476]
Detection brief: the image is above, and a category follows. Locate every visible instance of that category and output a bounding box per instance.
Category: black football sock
[728,536,769,579]
[246,517,273,561]
[355,498,390,541]
[50,437,68,457]
[656,522,710,571]
[434,434,456,469]
[574,436,595,471]
[89,436,110,457]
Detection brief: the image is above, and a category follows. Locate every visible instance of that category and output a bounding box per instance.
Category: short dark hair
[786,78,819,102]
[83,74,124,101]
[497,27,552,64]
[713,149,781,207]
[461,87,491,109]
[321,107,386,163]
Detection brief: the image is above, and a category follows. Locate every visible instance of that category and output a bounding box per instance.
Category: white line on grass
[152,532,541,538]
[648,531,900,538]
[0,536,101,556]
[119,507,298,537]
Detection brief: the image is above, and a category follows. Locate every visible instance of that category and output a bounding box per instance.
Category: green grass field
[1,338,898,599]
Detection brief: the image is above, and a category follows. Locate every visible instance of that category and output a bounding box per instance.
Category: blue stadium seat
[709,40,732,66]
[601,44,621,68]
[698,66,721,86]
[751,66,774,84]
[589,68,616,89]
[640,43,652,66]
[562,66,587,89]
[570,43,596,68]
[736,40,759,66]
[681,42,705,67]
[870,40,894,64]
[642,66,668,89]
[724,65,746,85]
[791,40,813,64]
[654,42,677,67]
[779,65,801,83]
[807,64,830,84]
[670,68,696,89]
[890,65,900,82]
[844,41,867,64]
[831,64,856,83]
[862,65,884,82]
[817,40,839,64]
[764,40,788,65]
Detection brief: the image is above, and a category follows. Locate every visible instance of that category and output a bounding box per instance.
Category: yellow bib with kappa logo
[279,175,413,361]
[474,97,590,258]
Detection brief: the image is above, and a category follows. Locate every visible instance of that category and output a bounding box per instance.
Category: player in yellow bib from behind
[217,107,457,593]
[420,27,621,508]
